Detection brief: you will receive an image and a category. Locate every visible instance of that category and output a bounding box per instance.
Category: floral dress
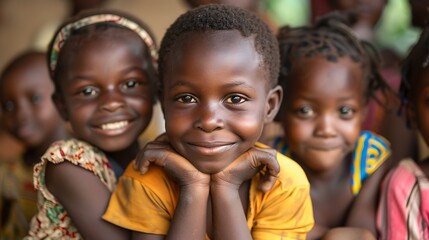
[24,139,117,240]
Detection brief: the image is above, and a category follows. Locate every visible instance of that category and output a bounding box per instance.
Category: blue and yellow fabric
[273,130,391,195]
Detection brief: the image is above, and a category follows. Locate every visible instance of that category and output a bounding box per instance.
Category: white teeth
[101,121,128,130]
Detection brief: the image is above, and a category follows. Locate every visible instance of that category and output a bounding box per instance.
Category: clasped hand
[134,134,280,192]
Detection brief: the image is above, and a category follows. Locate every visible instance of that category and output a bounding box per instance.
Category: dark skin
[0,53,68,227]
[407,63,429,178]
[132,30,283,240]
[328,0,416,165]
[278,56,386,240]
[46,28,155,240]
[0,53,68,166]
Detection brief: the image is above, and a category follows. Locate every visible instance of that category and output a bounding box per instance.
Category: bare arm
[131,185,209,240]
[210,147,280,240]
[133,134,210,240]
[345,159,391,237]
[45,161,130,240]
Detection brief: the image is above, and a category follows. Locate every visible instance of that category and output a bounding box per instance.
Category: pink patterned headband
[49,13,158,73]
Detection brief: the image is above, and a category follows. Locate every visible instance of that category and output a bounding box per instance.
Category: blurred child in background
[0,51,68,239]
[377,21,429,239]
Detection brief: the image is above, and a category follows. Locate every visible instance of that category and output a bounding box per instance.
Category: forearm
[166,185,209,240]
[210,185,251,240]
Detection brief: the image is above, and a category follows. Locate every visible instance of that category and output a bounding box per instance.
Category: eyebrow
[119,66,146,75]
[299,95,358,102]
[70,66,146,82]
[168,79,257,91]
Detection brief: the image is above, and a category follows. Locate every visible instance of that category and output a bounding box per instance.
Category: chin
[192,161,230,175]
[97,140,133,153]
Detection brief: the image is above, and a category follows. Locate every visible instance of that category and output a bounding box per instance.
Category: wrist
[210,180,240,194]
[181,183,210,194]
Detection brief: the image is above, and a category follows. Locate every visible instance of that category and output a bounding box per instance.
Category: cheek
[283,117,312,144]
[339,119,362,145]
[132,97,153,117]
[1,114,15,131]
[37,101,62,121]
[164,109,190,135]
[230,113,264,139]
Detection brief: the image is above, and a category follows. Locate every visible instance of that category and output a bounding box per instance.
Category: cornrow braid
[278,11,390,105]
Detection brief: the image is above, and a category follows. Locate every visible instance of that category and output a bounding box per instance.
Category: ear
[52,93,69,121]
[264,85,283,123]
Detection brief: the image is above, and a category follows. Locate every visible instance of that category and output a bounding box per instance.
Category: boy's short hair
[158,4,279,88]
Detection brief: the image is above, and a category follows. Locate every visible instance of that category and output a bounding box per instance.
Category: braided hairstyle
[277,11,390,104]
[400,23,429,112]
[158,4,279,89]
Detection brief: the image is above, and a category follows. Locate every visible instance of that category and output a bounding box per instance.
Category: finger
[254,152,280,177]
[135,148,156,175]
[139,156,152,175]
[258,173,277,193]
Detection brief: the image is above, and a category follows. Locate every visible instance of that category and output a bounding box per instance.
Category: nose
[99,89,125,112]
[193,102,224,133]
[314,114,337,138]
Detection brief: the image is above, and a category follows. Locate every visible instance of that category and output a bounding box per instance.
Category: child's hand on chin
[211,147,280,192]
[134,133,210,186]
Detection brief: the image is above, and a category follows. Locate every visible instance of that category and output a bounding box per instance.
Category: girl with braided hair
[376,22,429,239]
[273,12,393,239]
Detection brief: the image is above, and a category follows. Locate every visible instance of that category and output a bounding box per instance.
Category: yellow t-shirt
[103,142,314,239]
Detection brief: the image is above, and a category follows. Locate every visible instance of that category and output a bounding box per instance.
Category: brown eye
[339,106,355,119]
[2,101,14,112]
[225,95,246,104]
[297,106,314,118]
[176,94,197,103]
[80,87,98,96]
[31,95,42,104]
[123,79,141,89]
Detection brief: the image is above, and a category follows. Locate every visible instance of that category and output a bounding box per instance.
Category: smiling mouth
[100,120,129,130]
[307,145,343,152]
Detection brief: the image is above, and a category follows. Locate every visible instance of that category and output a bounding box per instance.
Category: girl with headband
[25,9,158,239]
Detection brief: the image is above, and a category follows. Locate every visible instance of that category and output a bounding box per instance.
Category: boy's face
[161,30,281,174]
[55,29,154,152]
[0,55,64,148]
[408,67,429,146]
[279,56,365,172]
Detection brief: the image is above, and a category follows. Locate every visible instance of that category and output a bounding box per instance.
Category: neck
[105,141,140,169]
[296,154,351,186]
